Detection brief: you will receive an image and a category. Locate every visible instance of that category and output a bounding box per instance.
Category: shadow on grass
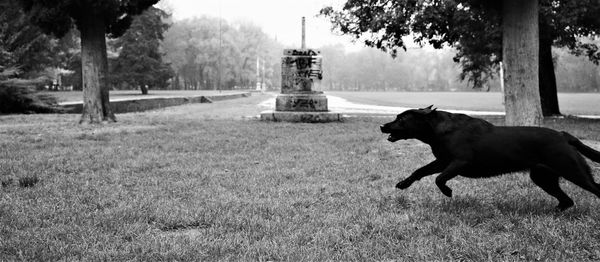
[422,193,593,221]
[159,221,212,232]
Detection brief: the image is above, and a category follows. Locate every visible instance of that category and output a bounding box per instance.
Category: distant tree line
[554,47,600,93]
[319,45,468,92]
[162,16,282,90]
[317,43,600,93]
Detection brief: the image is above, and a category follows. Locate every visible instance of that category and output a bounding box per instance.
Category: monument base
[276,93,328,112]
[260,110,343,123]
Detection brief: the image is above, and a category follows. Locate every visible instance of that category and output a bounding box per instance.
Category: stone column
[276,49,328,112]
[261,48,342,122]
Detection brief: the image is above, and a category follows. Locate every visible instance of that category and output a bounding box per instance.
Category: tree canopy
[0,0,68,113]
[0,0,60,78]
[110,6,173,94]
[18,0,158,38]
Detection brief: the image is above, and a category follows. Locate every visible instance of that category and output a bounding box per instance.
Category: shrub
[0,81,63,114]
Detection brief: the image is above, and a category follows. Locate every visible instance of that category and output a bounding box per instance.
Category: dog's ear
[417,105,437,115]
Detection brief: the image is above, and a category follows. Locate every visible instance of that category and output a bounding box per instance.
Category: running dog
[380,105,600,210]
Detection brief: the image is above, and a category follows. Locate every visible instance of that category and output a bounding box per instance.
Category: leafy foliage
[0,0,67,114]
[411,0,503,87]
[0,81,62,114]
[17,0,159,38]
[0,0,59,77]
[110,7,173,93]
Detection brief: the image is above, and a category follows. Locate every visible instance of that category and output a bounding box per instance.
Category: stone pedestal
[260,110,343,123]
[261,48,343,122]
[275,93,328,112]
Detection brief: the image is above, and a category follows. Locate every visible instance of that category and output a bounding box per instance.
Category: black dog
[380,105,600,210]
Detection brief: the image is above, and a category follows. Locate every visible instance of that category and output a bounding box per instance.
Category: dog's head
[380,105,437,142]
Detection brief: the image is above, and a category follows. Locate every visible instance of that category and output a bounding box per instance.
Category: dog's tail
[562,131,600,163]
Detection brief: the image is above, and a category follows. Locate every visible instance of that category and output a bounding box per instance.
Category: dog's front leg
[396,159,446,189]
[435,161,467,197]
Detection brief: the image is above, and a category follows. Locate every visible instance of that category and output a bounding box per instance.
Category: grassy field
[2,93,600,261]
[327,91,600,116]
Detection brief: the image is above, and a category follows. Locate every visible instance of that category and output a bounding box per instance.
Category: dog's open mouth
[387,134,401,142]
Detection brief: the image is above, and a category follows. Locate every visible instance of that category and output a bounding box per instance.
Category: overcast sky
[159,0,362,50]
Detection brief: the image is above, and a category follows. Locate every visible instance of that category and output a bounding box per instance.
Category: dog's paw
[555,201,574,212]
[396,180,412,189]
[439,186,452,197]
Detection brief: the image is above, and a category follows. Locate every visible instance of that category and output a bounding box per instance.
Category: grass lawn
[1,93,600,261]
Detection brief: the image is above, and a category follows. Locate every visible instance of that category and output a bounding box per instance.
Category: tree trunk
[539,20,561,116]
[79,10,116,124]
[173,73,179,89]
[140,85,148,95]
[502,0,542,126]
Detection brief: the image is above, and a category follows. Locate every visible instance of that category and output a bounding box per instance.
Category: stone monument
[261,17,343,122]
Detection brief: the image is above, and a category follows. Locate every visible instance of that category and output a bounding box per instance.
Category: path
[259,93,600,119]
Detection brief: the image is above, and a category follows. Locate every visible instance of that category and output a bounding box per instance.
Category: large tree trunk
[79,10,116,124]
[502,0,543,126]
[539,20,561,116]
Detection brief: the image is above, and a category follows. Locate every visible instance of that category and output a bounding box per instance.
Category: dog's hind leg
[530,165,574,211]
[396,159,447,189]
[560,167,600,200]
[549,153,600,201]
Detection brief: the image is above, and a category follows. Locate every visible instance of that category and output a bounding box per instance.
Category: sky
[159,0,363,51]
